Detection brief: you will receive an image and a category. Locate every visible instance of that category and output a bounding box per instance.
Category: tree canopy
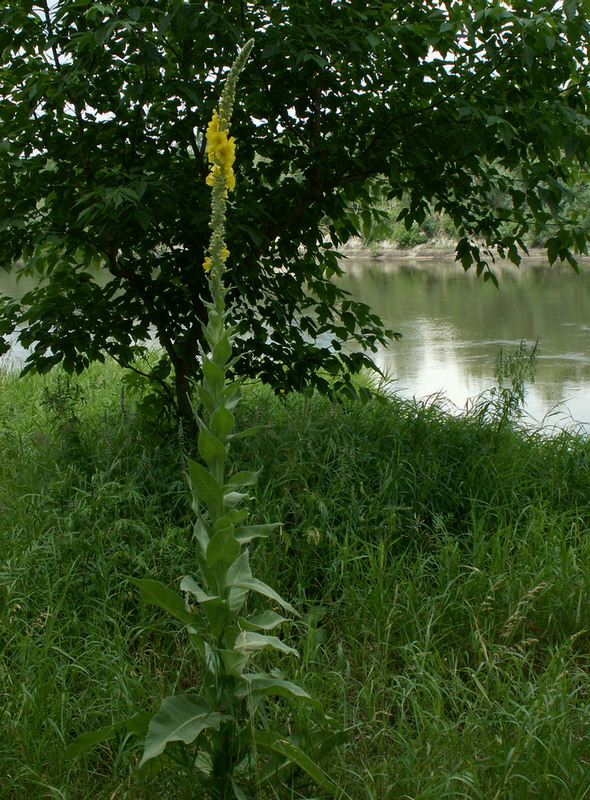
[1,0,590,418]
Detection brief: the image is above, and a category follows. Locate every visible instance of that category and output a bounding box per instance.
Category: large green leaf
[206,528,240,577]
[236,674,322,711]
[236,576,298,617]
[196,383,215,414]
[219,648,250,678]
[226,551,251,585]
[129,578,196,625]
[181,575,221,604]
[198,426,227,468]
[241,730,340,796]
[220,382,242,411]
[181,575,231,630]
[212,332,232,366]
[210,404,235,439]
[255,730,348,791]
[228,584,249,615]
[240,610,288,630]
[140,695,228,766]
[227,552,297,615]
[215,508,249,530]
[233,631,298,657]
[188,459,223,510]
[202,357,225,396]
[193,517,212,561]
[222,490,248,509]
[234,522,279,543]
[226,470,259,488]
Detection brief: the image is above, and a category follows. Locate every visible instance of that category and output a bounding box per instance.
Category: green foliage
[2,1,590,414]
[347,191,456,250]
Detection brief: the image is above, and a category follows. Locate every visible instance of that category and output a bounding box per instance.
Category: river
[338,258,590,434]
[2,259,589,434]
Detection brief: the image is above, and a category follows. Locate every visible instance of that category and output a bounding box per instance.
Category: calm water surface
[338,259,590,434]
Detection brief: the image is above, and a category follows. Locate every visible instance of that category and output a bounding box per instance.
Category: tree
[1,0,589,420]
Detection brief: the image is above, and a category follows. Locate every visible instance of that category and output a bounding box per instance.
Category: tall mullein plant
[129,41,340,800]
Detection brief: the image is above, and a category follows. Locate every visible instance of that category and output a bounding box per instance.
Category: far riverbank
[339,237,590,264]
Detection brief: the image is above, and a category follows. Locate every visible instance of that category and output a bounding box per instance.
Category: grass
[1,362,590,799]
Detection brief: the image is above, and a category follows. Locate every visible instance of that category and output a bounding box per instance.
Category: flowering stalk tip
[202,39,254,277]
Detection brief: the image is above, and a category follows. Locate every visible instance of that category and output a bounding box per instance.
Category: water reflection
[338,259,590,433]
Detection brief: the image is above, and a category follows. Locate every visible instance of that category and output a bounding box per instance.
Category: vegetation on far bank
[351,182,590,256]
[1,362,590,799]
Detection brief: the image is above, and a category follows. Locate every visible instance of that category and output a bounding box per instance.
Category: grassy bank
[1,363,590,799]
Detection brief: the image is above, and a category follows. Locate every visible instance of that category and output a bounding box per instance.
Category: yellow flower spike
[203,40,254,279]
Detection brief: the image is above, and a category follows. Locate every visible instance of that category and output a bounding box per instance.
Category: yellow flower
[205,107,237,192]
[206,165,220,186]
[206,130,227,160]
[206,164,235,193]
[206,109,221,136]
[214,136,236,167]
[203,256,212,272]
[205,109,235,163]
[221,246,230,261]
[207,135,236,169]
